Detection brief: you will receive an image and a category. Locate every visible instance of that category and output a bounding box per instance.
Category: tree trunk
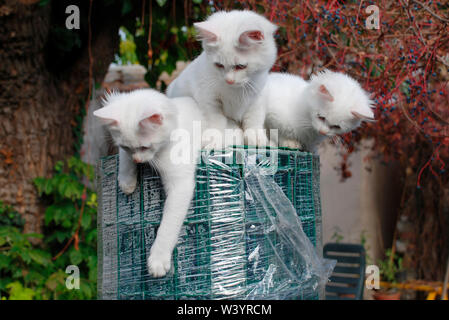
[0,0,122,235]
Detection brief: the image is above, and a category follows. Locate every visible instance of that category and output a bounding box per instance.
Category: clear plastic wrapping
[97,147,335,300]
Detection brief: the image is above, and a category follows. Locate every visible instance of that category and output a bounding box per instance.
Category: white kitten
[166,10,277,148]
[261,70,375,152]
[93,89,203,278]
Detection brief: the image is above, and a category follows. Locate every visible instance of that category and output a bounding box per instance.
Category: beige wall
[319,140,401,263]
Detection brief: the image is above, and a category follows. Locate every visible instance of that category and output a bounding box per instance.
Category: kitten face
[93,90,175,163]
[311,109,360,137]
[194,10,277,87]
[308,70,375,136]
[110,129,165,163]
[212,58,250,86]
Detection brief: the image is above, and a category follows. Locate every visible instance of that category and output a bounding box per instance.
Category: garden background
[0,0,448,299]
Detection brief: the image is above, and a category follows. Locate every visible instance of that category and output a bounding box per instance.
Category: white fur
[256,70,375,152]
[94,89,203,277]
[166,10,277,148]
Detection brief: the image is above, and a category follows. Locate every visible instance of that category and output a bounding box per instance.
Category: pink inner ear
[141,114,163,127]
[239,30,264,46]
[246,30,264,41]
[318,85,334,102]
[105,119,119,127]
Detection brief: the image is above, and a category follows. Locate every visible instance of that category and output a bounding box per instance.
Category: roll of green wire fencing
[97,146,330,300]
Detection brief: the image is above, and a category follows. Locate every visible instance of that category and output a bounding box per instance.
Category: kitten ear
[238,30,264,47]
[194,22,218,44]
[93,108,119,127]
[318,84,334,102]
[139,113,163,128]
[351,109,375,122]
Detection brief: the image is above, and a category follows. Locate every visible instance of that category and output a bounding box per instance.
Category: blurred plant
[116,27,139,65]
[0,157,97,300]
[360,230,372,265]
[330,226,344,243]
[120,0,209,90]
[0,202,48,300]
[378,248,404,285]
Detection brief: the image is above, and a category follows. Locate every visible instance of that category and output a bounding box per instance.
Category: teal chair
[323,243,366,300]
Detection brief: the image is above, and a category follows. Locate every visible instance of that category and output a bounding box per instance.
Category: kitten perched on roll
[167,10,278,148]
[253,70,375,152]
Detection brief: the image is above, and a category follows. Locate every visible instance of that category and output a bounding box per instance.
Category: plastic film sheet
[97,147,336,300]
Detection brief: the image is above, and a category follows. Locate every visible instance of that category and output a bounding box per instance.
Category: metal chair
[323,243,366,300]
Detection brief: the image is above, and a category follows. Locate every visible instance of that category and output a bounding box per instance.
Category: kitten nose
[319,130,328,136]
[226,79,235,85]
[133,156,142,163]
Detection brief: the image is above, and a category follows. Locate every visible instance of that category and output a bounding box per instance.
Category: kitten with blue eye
[166,10,278,148]
[260,70,375,152]
[94,89,203,278]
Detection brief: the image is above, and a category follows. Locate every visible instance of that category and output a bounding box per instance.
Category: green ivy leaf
[44,179,53,195]
[0,255,12,269]
[54,160,64,173]
[6,282,35,300]
[29,250,51,266]
[45,272,64,291]
[86,229,97,243]
[81,213,91,229]
[80,283,92,298]
[55,231,69,243]
[33,177,45,195]
[62,219,72,228]
[69,249,83,265]
[44,206,56,225]
[19,250,32,264]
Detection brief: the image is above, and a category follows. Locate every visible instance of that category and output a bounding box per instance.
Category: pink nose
[226,79,235,85]
[133,157,142,163]
[319,130,327,136]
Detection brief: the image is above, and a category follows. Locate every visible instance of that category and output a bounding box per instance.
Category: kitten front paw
[147,251,171,278]
[118,174,137,195]
[280,139,302,150]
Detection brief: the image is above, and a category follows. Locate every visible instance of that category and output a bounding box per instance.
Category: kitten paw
[281,139,302,149]
[118,175,137,195]
[147,252,171,278]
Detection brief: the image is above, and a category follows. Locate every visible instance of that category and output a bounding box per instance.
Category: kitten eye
[138,146,151,152]
[214,63,224,69]
[234,64,247,71]
[330,125,341,130]
[318,116,326,122]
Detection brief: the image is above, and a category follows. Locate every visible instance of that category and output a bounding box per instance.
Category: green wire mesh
[97,147,323,300]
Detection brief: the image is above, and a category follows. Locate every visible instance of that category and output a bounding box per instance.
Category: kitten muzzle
[319,130,328,136]
[133,156,143,163]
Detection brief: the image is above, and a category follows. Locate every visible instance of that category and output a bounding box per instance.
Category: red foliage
[215,0,449,186]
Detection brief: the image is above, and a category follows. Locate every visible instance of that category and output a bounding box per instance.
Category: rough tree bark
[0,0,122,235]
